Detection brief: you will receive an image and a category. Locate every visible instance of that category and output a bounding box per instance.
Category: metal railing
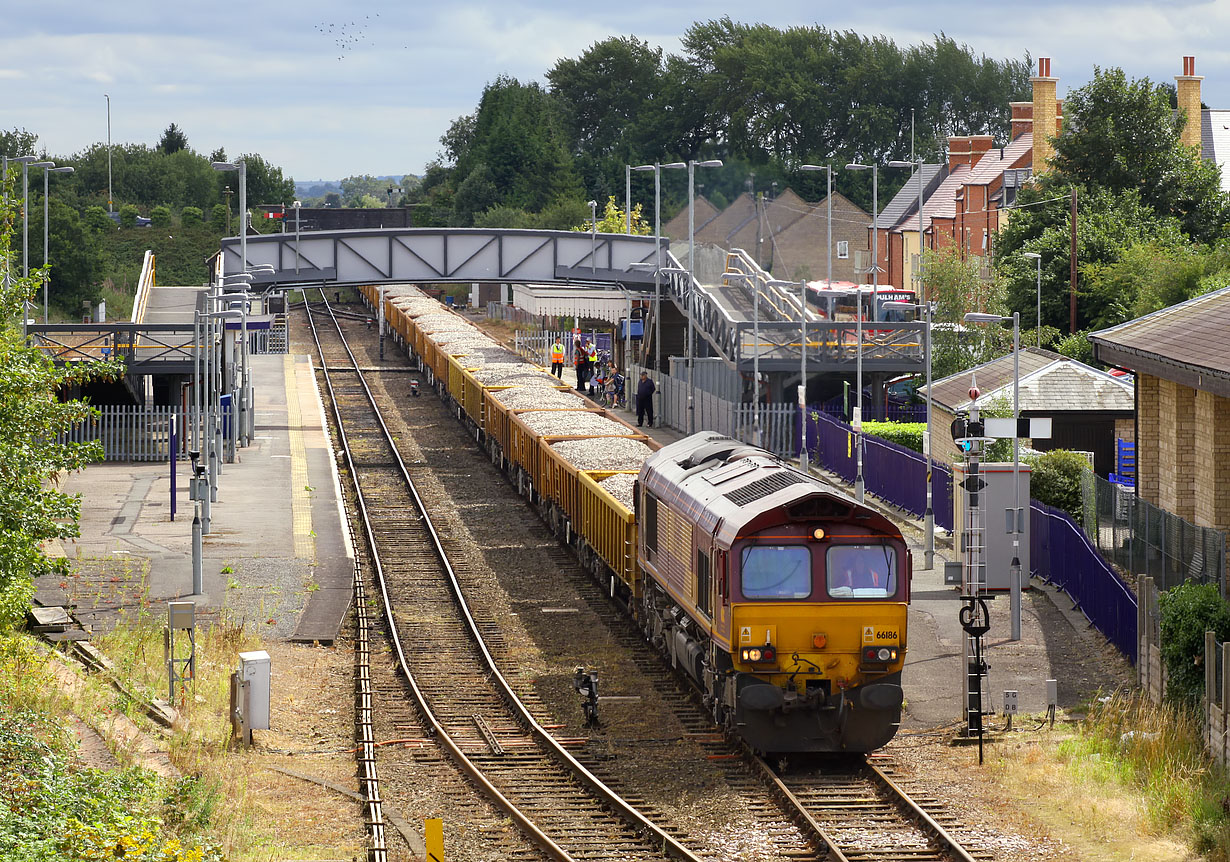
[61,404,191,462]
[486,302,566,332]
[1081,470,1226,595]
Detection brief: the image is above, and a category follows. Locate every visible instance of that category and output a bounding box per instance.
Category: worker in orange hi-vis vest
[550,338,566,378]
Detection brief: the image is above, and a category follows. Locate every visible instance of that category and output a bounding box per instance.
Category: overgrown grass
[0,632,224,862]
[1059,691,1230,858]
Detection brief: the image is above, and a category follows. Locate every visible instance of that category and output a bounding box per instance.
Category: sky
[5,1,1230,183]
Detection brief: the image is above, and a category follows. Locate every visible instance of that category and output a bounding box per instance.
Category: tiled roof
[899,164,969,228]
[875,164,945,230]
[963,133,1033,186]
[1089,283,1230,382]
[924,341,1087,410]
[979,360,1133,412]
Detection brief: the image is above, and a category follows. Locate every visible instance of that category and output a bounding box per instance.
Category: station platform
[34,353,354,644]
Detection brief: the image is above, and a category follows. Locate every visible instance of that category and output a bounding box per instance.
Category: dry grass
[50,611,368,862]
[973,693,1230,862]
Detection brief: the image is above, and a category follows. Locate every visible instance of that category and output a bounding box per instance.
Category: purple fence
[805,409,953,532]
[1031,501,1137,661]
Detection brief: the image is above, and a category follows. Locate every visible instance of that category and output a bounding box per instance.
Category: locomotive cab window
[740,545,811,599]
[826,544,897,599]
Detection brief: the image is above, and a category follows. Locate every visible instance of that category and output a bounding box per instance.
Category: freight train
[360,284,910,753]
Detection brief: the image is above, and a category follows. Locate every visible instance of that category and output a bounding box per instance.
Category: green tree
[233,153,295,207]
[157,123,188,155]
[339,174,394,207]
[181,206,203,227]
[119,204,140,228]
[924,246,1004,377]
[1050,67,1230,243]
[0,128,38,158]
[208,203,228,233]
[0,192,119,625]
[150,204,172,227]
[30,199,100,313]
[574,196,652,234]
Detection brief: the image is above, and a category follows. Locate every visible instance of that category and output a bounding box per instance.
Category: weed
[220,564,234,575]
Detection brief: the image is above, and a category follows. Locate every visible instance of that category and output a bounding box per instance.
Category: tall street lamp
[1023,252,1042,347]
[17,157,53,334]
[964,311,1023,640]
[725,271,764,446]
[686,159,723,434]
[43,165,75,322]
[799,164,833,472]
[211,159,248,274]
[886,300,936,568]
[844,163,879,502]
[631,162,685,377]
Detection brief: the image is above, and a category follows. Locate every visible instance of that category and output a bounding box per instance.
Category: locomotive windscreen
[740,545,812,599]
[826,544,897,598]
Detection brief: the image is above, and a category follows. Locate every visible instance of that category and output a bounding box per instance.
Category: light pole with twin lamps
[797,163,833,471]
[964,310,1023,640]
[631,162,685,376]
[211,159,248,274]
[844,163,879,502]
[685,159,723,434]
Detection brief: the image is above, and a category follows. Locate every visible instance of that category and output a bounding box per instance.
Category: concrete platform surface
[35,354,354,644]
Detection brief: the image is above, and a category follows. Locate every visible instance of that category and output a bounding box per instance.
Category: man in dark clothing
[636,371,656,427]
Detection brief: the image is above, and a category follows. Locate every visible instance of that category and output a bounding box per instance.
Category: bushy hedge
[862,421,925,453]
[1159,581,1230,711]
[1026,449,1090,524]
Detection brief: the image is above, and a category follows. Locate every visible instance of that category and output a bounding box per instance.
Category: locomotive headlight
[862,646,899,663]
[811,528,826,541]
[740,645,777,663]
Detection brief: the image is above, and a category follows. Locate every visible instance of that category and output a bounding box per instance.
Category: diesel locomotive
[637,434,908,753]
[363,284,909,753]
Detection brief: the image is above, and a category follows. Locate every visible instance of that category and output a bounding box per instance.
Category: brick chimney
[1031,57,1059,172]
[1176,55,1203,149]
[1010,101,1033,139]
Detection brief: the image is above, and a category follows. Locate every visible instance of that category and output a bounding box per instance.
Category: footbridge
[216,226,921,383]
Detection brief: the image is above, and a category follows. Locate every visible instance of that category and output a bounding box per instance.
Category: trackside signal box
[953,462,1031,591]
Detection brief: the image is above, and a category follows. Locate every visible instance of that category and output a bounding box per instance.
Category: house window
[837,241,849,259]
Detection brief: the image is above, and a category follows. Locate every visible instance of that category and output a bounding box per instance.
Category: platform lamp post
[1023,252,1042,347]
[964,310,1023,641]
[104,94,113,214]
[211,159,247,275]
[844,163,880,502]
[888,157,932,566]
[631,162,686,376]
[885,299,935,569]
[16,157,53,335]
[43,165,75,322]
[798,164,833,472]
[686,159,723,434]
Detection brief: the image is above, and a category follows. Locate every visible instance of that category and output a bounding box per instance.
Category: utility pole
[1069,187,1078,333]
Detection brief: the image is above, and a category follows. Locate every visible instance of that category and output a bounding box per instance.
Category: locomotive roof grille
[723,470,805,506]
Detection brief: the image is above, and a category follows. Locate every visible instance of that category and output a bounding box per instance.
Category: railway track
[302,292,705,861]
[303,290,994,861]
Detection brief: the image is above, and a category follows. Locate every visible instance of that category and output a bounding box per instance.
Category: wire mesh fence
[1081,470,1226,595]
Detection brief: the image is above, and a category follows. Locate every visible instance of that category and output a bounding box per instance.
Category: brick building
[1090,286,1230,533]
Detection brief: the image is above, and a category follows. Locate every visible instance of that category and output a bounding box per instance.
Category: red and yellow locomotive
[637,434,909,753]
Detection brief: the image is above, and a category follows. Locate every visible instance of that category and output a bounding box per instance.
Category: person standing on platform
[550,338,566,379]
[636,371,656,427]
[575,339,590,391]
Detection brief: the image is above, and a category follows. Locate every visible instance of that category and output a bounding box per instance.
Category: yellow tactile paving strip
[286,354,316,561]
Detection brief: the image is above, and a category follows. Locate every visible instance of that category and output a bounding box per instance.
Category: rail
[307,290,702,861]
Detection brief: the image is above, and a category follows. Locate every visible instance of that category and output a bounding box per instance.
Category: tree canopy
[993,66,1230,334]
[0,188,120,626]
[415,22,1030,226]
